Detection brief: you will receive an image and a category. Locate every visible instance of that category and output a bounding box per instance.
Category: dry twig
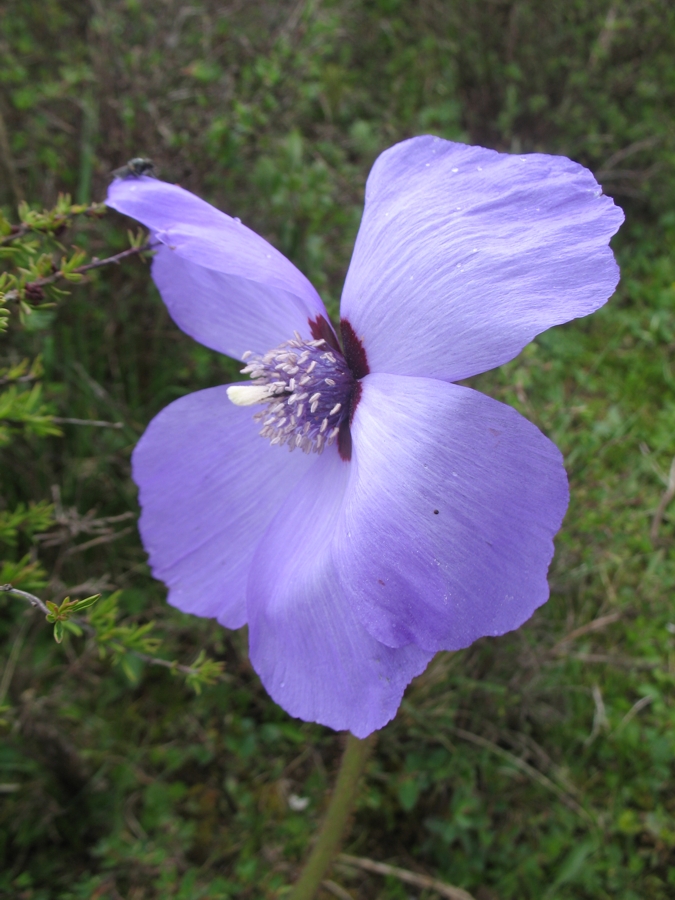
[446,726,592,822]
[566,653,657,670]
[613,695,654,734]
[321,879,354,900]
[338,854,476,900]
[550,611,622,655]
[650,455,675,544]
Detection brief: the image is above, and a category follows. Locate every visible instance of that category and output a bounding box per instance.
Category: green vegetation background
[1,1,675,897]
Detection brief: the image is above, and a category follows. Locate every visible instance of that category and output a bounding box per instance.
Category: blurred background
[1,1,675,898]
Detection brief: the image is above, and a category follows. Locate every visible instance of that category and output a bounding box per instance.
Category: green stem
[288,732,375,900]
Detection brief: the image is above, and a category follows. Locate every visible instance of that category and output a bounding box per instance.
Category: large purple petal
[247,449,433,737]
[106,177,328,358]
[340,136,624,381]
[132,386,312,628]
[333,373,569,652]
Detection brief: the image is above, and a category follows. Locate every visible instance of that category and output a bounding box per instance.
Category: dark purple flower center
[230,316,367,460]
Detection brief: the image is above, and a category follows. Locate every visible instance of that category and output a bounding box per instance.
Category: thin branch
[1,584,50,616]
[0,373,40,386]
[338,854,476,900]
[0,223,31,245]
[62,525,135,557]
[597,136,661,175]
[128,650,208,678]
[52,417,123,429]
[41,241,156,282]
[50,575,116,603]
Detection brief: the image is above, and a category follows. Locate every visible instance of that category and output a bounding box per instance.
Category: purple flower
[106,136,623,738]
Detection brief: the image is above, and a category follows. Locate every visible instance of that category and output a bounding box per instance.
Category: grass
[1,1,675,897]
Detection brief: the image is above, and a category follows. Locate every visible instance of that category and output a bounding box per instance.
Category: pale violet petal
[340,136,623,381]
[334,373,569,651]
[132,385,313,628]
[106,177,328,359]
[247,448,433,737]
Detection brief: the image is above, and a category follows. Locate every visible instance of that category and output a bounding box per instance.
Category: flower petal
[106,177,328,358]
[247,449,433,737]
[334,373,569,652]
[132,385,313,628]
[340,136,624,381]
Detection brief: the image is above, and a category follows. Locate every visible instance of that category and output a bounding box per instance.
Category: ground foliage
[1,0,675,897]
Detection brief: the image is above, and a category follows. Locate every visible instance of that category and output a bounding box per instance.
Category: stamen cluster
[241,333,356,454]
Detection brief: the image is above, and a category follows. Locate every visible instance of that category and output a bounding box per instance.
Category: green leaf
[71,593,101,612]
[120,653,143,684]
[53,620,64,643]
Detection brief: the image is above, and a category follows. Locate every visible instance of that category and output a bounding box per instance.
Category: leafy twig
[1,583,224,691]
[0,199,106,246]
[2,241,157,303]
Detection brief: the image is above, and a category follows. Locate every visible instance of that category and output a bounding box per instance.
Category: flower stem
[288,732,376,900]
